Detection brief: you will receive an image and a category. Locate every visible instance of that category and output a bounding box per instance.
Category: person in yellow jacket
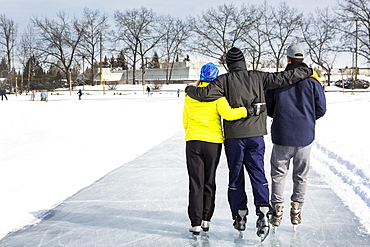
[183,62,248,236]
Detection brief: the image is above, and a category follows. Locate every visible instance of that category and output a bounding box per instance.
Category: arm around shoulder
[217,97,247,121]
[264,67,313,90]
[185,80,224,102]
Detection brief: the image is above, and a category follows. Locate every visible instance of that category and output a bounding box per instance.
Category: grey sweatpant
[270,144,312,209]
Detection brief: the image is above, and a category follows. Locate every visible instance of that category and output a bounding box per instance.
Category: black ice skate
[256,206,270,242]
[233,209,247,238]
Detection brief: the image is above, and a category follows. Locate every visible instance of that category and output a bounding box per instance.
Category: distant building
[94,61,228,84]
[92,61,370,85]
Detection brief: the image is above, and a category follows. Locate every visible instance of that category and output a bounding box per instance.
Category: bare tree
[0,14,17,92]
[189,3,253,69]
[240,4,270,70]
[160,15,190,84]
[32,12,85,93]
[264,2,302,71]
[301,8,339,85]
[114,7,162,84]
[18,24,44,92]
[335,0,370,65]
[79,8,109,85]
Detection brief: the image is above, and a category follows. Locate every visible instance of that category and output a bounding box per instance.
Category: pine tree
[117,50,128,70]
[103,56,109,68]
[149,52,160,69]
[0,57,9,78]
[110,55,116,68]
[23,55,47,90]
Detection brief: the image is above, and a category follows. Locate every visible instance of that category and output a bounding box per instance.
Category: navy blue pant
[186,141,222,226]
[224,137,272,218]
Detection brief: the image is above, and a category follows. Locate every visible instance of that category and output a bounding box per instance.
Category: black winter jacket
[185,60,313,139]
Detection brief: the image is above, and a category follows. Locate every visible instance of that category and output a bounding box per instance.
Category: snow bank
[312,91,370,233]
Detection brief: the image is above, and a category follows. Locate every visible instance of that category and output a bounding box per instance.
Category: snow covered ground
[0,84,187,240]
[0,83,369,243]
[311,90,370,232]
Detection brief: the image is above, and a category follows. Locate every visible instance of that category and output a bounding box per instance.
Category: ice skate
[201,220,210,232]
[271,204,284,233]
[189,226,201,236]
[256,206,270,242]
[233,209,248,236]
[290,202,301,231]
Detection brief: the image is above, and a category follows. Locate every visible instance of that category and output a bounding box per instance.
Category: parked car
[335,79,370,89]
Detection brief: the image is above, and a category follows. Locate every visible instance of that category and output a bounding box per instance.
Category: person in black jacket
[265,44,326,230]
[77,89,82,100]
[185,47,316,238]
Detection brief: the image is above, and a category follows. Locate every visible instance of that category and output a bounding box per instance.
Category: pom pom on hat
[200,63,219,82]
[226,47,245,65]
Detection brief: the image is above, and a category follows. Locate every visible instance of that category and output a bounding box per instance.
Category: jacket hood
[227,60,247,72]
[285,62,308,71]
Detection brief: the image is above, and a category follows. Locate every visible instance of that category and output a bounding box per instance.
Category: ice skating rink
[0,131,369,247]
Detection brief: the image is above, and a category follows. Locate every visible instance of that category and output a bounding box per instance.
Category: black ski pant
[186,140,222,227]
[1,94,7,100]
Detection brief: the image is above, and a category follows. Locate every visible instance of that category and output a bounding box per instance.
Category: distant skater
[77,89,82,100]
[146,86,151,97]
[177,89,180,97]
[1,88,8,101]
[30,90,36,101]
[40,91,47,101]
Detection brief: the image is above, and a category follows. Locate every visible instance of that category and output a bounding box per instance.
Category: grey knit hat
[226,47,245,65]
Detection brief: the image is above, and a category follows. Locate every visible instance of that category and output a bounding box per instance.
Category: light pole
[82,55,85,90]
[339,68,346,94]
[15,76,18,96]
[99,32,105,95]
[354,19,358,81]
[69,68,72,95]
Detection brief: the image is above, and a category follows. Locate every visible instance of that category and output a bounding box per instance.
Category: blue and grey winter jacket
[265,62,326,146]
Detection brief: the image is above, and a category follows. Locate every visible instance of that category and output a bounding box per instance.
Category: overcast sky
[2,0,353,68]
[2,0,339,32]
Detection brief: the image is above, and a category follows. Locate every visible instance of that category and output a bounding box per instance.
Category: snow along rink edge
[312,141,370,234]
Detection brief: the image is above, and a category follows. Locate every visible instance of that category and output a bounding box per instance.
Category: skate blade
[293,225,298,232]
[272,226,278,233]
[191,234,200,240]
[258,226,270,242]
[260,233,268,242]
[238,231,244,238]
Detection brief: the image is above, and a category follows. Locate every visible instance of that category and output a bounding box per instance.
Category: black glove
[247,103,266,117]
[247,106,256,118]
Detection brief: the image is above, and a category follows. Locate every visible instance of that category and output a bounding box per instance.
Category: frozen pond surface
[1,132,369,246]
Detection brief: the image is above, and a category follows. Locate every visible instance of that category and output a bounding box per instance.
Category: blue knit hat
[200,63,219,82]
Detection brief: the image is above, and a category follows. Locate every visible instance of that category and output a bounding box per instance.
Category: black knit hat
[226,47,245,65]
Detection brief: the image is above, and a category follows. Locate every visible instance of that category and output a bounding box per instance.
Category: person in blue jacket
[265,44,327,229]
[40,90,47,101]
[1,88,8,101]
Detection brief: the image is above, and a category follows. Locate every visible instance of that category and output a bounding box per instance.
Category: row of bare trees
[0,0,369,91]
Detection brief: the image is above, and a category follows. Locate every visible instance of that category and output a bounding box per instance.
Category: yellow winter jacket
[183,82,247,143]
